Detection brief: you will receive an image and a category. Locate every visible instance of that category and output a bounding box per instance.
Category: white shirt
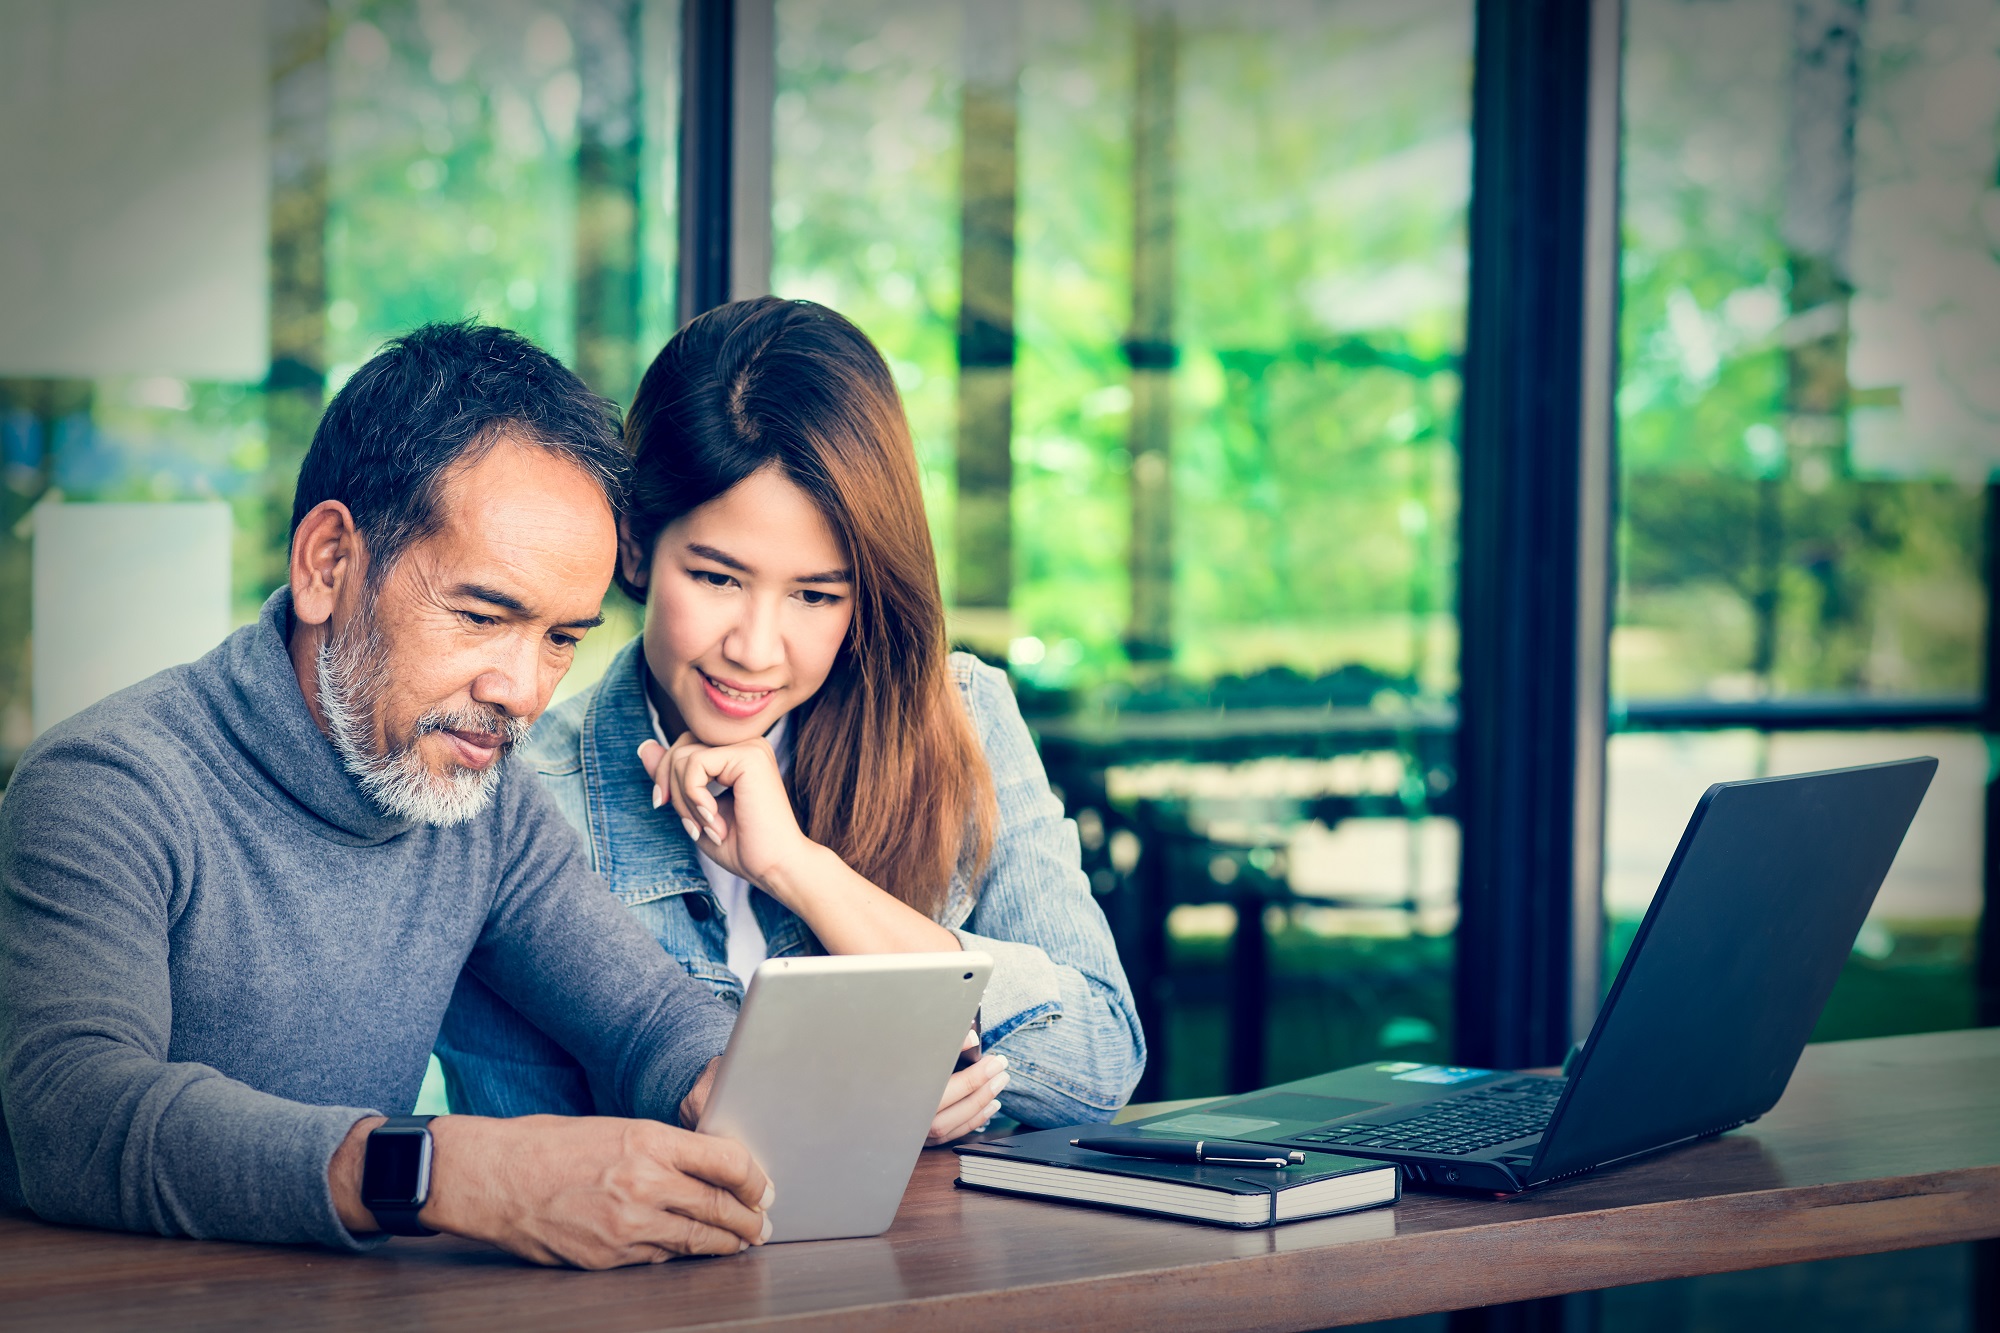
[643,697,793,985]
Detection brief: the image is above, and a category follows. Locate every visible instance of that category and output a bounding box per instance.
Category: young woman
[436,297,1145,1140]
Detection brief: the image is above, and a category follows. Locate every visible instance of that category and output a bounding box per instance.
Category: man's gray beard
[315,613,525,827]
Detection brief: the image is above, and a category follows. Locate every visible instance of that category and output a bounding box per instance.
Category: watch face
[361,1128,433,1208]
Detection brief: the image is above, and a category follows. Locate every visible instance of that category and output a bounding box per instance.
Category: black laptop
[1123,757,1937,1193]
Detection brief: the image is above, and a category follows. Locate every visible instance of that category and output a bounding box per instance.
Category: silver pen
[1069,1134,1306,1167]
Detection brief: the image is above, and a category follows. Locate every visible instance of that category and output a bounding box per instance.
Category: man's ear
[617,515,651,595]
[290,500,365,627]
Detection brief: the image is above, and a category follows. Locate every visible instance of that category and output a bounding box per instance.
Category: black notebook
[954,1127,1401,1228]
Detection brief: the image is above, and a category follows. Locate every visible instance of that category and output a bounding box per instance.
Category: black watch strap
[363,1114,438,1237]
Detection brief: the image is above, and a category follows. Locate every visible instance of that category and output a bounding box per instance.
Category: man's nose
[469,632,544,720]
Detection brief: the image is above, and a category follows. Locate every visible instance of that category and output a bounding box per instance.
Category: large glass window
[775,0,1473,1097]
[9,0,1981,1120]
[1611,0,1993,1033]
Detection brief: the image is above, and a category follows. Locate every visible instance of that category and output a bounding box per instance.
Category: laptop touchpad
[1220,1092,1386,1124]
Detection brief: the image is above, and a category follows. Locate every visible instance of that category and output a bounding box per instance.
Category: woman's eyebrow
[686,541,849,583]
[684,542,750,571]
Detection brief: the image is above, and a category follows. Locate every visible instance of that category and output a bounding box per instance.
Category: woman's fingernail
[994,1054,1008,1071]
[984,1100,1003,1119]
[759,1215,773,1243]
[636,743,650,759]
[761,1182,776,1210]
[992,1073,1010,1093]
[652,786,666,809]
[681,817,701,841]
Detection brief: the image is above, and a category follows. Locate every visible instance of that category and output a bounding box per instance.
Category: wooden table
[3,1029,1995,1332]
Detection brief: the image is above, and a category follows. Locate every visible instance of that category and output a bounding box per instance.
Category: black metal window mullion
[678,0,737,324]
[1455,0,1616,1073]
[1981,486,2000,1029]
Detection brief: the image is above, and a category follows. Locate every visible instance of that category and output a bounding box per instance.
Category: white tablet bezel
[696,951,994,1242]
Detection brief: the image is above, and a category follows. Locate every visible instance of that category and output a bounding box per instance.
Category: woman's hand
[638,734,812,890]
[927,1030,1009,1146]
[636,735,960,956]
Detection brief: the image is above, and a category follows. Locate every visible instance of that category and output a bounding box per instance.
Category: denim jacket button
[685,894,713,922]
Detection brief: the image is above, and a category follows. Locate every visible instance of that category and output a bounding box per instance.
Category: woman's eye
[693,569,736,588]
[796,589,841,607]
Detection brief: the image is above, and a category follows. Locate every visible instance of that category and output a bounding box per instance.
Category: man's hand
[927,1030,1009,1146]
[332,1112,773,1269]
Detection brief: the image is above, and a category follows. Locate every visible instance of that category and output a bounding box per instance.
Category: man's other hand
[681,1056,721,1128]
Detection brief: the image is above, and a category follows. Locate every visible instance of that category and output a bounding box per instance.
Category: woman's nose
[724,599,786,673]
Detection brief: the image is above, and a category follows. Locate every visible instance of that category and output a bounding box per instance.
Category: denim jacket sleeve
[944,655,1146,1125]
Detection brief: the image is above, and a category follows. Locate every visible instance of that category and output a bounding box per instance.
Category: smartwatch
[360,1114,437,1237]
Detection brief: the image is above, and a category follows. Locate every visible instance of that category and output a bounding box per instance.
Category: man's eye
[458,610,499,627]
[550,632,579,650]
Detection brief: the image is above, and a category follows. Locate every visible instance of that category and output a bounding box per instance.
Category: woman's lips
[698,670,776,721]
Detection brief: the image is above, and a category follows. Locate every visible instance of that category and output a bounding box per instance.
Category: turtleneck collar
[199,587,419,846]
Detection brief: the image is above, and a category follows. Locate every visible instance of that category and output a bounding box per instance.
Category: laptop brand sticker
[1390,1065,1493,1085]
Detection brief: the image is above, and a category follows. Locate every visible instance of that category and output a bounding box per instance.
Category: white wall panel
[0,0,268,380]
[32,501,234,735]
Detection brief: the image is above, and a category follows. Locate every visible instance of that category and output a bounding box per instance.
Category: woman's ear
[617,516,650,594]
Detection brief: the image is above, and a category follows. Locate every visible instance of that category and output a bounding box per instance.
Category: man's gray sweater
[0,590,735,1248]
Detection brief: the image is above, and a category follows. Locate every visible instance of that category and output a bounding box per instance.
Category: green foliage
[1171,11,1468,693]
[774,0,1475,696]
[1614,0,1987,700]
[1008,1,1142,686]
[1621,475,1983,697]
[327,1,584,383]
[773,0,963,589]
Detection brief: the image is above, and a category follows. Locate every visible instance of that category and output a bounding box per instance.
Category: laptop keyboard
[1292,1078,1565,1157]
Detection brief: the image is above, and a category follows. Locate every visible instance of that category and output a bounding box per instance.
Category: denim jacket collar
[575,639,817,961]
[578,638,705,901]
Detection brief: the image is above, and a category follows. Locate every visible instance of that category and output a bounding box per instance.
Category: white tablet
[696,951,993,1242]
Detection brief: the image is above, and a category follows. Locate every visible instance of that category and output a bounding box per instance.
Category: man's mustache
[411,704,530,752]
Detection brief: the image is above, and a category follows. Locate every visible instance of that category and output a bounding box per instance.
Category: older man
[0,323,770,1268]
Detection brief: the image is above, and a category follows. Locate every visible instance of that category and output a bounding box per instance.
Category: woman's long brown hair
[620,297,995,917]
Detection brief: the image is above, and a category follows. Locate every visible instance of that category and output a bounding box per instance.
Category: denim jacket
[435,638,1146,1128]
